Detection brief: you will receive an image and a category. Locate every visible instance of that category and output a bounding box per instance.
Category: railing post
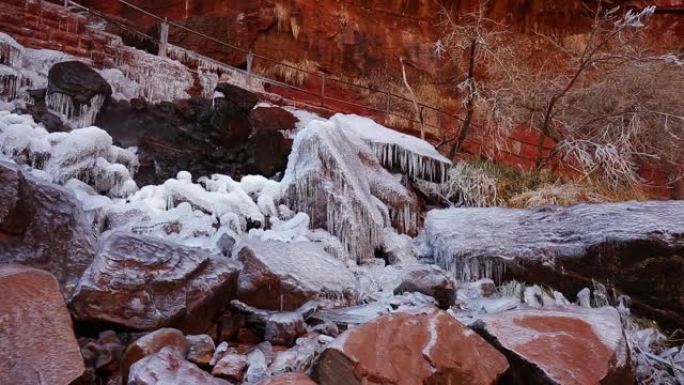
[246,50,254,87]
[320,72,325,107]
[385,92,391,124]
[158,18,169,58]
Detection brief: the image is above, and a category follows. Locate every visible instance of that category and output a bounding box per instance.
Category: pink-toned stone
[476,307,634,385]
[312,310,508,385]
[212,353,248,383]
[257,373,319,385]
[0,264,85,385]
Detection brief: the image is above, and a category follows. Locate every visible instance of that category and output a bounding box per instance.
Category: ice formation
[281,118,420,263]
[420,202,684,281]
[0,33,24,102]
[46,92,106,128]
[331,114,451,183]
[113,44,194,103]
[0,111,138,197]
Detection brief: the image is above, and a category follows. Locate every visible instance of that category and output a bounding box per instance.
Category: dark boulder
[424,201,684,330]
[215,82,258,113]
[249,105,297,132]
[393,264,456,309]
[47,61,112,107]
[0,160,95,294]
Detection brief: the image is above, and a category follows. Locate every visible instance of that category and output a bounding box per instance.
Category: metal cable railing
[60,0,466,139]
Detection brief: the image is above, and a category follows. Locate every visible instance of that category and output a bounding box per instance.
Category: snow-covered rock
[393,264,456,309]
[120,328,189,381]
[236,239,359,310]
[331,113,451,183]
[128,347,231,385]
[70,231,241,332]
[281,118,420,262]
[421,201,684,329]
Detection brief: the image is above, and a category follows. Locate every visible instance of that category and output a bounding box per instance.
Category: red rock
[237,239,358,310]
[257,373,318,385]
[120,328,189,381]
[312,310,508,385]
[186,334,216,367]
[0,265,85,385]
[475,307,634,385]
[212,353,248,382]
[249,106,297,132]
[128,347,230,385]
[70,231,241,332]
[0,161,95,294]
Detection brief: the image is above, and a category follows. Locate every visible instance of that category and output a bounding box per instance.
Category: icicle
[0,33,23,69]
[46,92,105,128]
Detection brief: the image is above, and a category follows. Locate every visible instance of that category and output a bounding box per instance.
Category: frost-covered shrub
[420,162,500,207]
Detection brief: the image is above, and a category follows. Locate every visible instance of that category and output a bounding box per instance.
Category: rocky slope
[1,4,684,385]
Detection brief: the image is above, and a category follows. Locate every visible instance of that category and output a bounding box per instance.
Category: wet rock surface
[312,310,509,385]
[474,307,634,385]
[0,161,95,293]
[237,239,359,311]
[95,86,292,186]
[424,201,684,329]
[128,346,232,385]
[0,265,85,385]
[69,231,241,332]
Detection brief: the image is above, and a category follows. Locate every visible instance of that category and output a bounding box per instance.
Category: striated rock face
[237,239,359,311]
[423,201,684,330]
[128,346,231,385]
[0,160,95,294]
[0,265,85,385]
[474,307,634,385]
[312,310,509,385]
[70,231,241,332]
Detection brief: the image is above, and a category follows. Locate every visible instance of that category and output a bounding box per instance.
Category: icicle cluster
[281,118,422,262]
[167,44,265,95]
[0,66,19,101]
[46,92,106,128]
[331,114,451,183]
[0,111,139,197]
[0,32,23,68]
[113,45,193,103]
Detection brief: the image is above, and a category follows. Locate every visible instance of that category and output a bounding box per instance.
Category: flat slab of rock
[237,239,358,310]
[0,161,95,293]
[312,310,508,385]
[0,265,85,385]
[70,231,241,332]
[423,201,684,329]
[474,307,633,385]
[128,347,230,385]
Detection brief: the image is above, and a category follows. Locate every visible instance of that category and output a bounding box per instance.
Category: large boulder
[423,201,684,330]
[0,161,95,294]
[281,119,420,263]
[312,310,509,385]
[237,239,359,310]
[70,231,241,332]
[474,307,633,385]
[48,61,112,107]
[128,347,231,385]
[0,265,85,385]
[249,105,297,132]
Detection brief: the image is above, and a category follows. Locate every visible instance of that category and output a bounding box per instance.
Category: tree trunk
[449,38,478,159]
